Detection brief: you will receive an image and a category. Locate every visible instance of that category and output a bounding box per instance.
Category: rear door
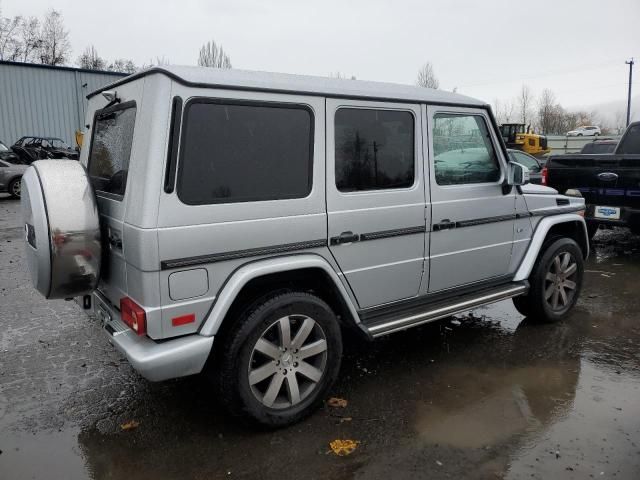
[326,99,427,309]
[427,106,516,292]
[85,94,140,306]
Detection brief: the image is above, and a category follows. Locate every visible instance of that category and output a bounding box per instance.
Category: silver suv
[21,66,588,427]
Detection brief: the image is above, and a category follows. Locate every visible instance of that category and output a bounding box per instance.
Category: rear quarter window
[177,100,313,205]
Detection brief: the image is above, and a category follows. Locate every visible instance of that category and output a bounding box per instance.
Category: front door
[426,106,516,292]
[326,99,427,309]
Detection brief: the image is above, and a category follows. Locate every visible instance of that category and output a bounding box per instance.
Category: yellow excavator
[499,123,550,157]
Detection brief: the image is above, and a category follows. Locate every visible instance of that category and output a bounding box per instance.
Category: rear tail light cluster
[120,297,147,336]
[541,166,548,186]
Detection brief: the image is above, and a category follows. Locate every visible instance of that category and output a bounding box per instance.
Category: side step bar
[362,282,529,338]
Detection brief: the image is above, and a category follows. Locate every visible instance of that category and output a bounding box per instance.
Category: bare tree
[197,40,232,68]
[493,98,515,124]
[38,9,70,65]
[416,62,439,89]
[108,58,137,74]
[518,84,534,127]
[18,16,40,62]
[537,88,557,134]
[77,45,105,70]
[0,11,22,60]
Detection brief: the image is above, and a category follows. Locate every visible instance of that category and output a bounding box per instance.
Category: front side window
[335,108,415,192]
[177,100,313,205]
[88,102,137,197]
[432,113,501,186]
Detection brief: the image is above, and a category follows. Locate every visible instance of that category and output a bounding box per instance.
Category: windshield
[49,138,69,148]
[509,151,540,171]
[581,143,616,154]
[0,142,8,152]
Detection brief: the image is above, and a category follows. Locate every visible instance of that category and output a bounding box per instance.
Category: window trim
[87,100,137,201]
[333,105,419,194]
[431,111,505,188]
[175,97,315,206]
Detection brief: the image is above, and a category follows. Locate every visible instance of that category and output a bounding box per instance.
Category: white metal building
[0,61,127,146]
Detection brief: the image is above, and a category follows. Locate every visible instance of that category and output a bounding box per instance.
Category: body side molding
[198,254,361,337]
[513,213,589,282]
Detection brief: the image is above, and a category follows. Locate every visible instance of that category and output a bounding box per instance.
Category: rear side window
[432,113,501,185]
[177,100,313,205]
[88,102,136,197]
[335,108,415,192]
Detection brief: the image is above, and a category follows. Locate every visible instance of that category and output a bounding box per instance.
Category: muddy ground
[1,194,639,479]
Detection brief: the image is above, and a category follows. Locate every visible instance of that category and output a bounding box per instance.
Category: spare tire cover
[21,160,101,299]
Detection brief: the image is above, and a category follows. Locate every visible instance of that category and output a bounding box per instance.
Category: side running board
[361,282,529,338]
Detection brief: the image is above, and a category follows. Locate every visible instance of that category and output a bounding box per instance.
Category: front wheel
[216,291,343,428]
[512,238,584,323]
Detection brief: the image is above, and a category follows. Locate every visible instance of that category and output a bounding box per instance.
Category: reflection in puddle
[2,232,640,479]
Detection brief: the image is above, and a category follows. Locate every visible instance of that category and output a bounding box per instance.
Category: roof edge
[87,67,490,109]
[0,60,128,77]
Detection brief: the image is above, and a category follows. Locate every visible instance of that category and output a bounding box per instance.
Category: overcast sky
[4,0,639,112]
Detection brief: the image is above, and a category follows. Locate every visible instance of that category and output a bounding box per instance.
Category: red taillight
[120,297,147,336]
[541,166,548,186]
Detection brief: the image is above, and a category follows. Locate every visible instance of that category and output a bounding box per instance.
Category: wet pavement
[1,194,639,479]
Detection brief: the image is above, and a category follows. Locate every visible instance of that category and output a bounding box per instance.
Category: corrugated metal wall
[0,62,126,146]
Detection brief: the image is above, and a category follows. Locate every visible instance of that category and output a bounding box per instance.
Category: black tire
[8,177,21,198]
[215,291,342,428]
[512,237,584,323]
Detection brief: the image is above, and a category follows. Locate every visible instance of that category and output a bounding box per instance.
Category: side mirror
[507,161,530,186]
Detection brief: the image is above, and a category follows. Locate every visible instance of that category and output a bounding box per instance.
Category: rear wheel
[8,178,21,198]
[512,238,584,323]
[216,291,342,428]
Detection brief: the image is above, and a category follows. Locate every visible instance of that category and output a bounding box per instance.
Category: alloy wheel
[248,315,328,409]
[544,252,578,311]
[11,180,20,197]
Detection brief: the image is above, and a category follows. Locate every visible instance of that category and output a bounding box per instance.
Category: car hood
[0,151,19,161]
[521,183,557,195]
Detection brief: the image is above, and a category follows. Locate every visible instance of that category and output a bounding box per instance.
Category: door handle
[434,219,456,231]
[330,231,360,245]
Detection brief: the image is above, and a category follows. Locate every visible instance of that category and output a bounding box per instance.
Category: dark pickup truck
[545,121,640,239]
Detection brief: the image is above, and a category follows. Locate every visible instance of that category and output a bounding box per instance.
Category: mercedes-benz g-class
[22,66,588,427]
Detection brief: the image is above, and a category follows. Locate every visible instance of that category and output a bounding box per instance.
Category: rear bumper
[92,291,213,381]
[585,204,640,227]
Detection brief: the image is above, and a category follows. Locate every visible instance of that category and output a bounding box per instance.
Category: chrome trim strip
[366,284,528,337]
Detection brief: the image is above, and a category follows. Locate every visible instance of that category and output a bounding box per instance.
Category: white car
[567,126,601,136]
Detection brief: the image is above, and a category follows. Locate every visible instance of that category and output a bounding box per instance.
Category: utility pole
[626,58,634,127]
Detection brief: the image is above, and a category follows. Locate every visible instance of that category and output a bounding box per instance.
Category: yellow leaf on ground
[327,397,348,408]
[120,420,140,431]
[329,439,359,456]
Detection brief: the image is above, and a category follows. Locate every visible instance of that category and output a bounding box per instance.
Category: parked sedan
[567,126,601,137]
[0,140,20,163]
[0,159,28,198]
[507,149,544,184]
